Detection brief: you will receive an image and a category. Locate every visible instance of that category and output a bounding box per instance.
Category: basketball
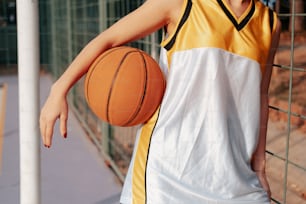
[84,46,166,127]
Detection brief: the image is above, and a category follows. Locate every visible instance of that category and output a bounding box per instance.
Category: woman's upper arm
[261,18,282,95]
[53,0,184,95]
[97,0,183,48]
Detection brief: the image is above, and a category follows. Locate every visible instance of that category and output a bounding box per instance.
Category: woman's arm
[40,0,183,147]
[251,18,282,198]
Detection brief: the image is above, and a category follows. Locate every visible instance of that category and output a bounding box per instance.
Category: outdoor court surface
[0,74,122,204]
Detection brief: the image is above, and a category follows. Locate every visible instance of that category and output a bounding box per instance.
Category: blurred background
[0,0,305,203]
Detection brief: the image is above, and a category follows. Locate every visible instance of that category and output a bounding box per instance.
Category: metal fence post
[17,0,41,203]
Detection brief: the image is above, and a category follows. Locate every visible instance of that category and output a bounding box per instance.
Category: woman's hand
[40,86,68,148]
[256,170,271,199]
[252,158,271,199]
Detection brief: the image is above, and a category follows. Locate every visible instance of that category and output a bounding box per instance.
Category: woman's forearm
[51,34,114,97]
[252,93,269,171]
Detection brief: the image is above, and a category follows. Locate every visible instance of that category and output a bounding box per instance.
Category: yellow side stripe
[132,109,160,203]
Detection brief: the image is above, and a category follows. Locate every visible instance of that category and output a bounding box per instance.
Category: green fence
[0,0,51,69]
[46,0,161,183]
[268,1,306,203]
[0,0,305,203]
[0,0,17,70]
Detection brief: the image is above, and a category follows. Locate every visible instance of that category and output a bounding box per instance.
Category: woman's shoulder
[139,0,184,28]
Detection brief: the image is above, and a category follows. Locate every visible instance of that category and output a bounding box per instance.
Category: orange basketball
[84,46,166,127]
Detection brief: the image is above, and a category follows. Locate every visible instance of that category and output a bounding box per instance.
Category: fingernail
[64,133,67,138]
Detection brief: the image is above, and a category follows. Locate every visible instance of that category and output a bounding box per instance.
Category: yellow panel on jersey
[161,0,277,73]
[131,109,160,204]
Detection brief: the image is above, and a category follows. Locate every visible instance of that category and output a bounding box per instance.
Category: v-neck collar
[216,0,255,31]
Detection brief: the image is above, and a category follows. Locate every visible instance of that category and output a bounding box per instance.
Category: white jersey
[120,0,277,203]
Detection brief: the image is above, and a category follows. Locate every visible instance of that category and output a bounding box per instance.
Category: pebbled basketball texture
[84,46,166,127]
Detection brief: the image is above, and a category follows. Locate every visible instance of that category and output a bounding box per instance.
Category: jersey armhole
[269,9,277,34]
[161,0,192,50]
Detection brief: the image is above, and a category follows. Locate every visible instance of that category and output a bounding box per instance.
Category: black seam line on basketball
[106,50,140,123]
[216,0,255,31]
[144,108,162,204]
[123,51,148,126]
[164,0,192,51]
[86,46,126,106]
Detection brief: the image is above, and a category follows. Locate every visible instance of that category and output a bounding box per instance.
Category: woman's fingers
[44,123,54,148]
[40,112,56,148]
[39,93,68,148]
[256,171,271,198]
[60,110,68,139]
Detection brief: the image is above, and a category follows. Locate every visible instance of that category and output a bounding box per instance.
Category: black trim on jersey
[269,8,274,33]
[164,0,192,50]
[217,0,255,31]
[144,108,162,204]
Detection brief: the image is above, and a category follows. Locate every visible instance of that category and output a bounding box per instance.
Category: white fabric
[120,47,269,204]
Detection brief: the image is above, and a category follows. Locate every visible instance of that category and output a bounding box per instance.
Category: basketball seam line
[85,46,126,108]
[123,51,148,126]
[106,49,141,124]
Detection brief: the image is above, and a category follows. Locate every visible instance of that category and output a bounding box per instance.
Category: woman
[40,0,281,203]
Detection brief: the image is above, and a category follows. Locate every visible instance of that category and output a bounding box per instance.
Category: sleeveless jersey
[120,0,277,203]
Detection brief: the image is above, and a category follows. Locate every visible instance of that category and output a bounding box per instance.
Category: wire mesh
[33,0,306,202]
[0,0,305,203]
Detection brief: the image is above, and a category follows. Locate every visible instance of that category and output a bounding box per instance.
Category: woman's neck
[223,0,251,18]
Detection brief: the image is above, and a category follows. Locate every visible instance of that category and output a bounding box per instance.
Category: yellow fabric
[132,109,160,203]
[161,0,276,74]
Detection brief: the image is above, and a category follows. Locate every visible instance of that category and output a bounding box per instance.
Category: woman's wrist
[51,80,69,98]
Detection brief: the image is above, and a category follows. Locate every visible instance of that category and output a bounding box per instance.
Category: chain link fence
[0,0,305,203]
